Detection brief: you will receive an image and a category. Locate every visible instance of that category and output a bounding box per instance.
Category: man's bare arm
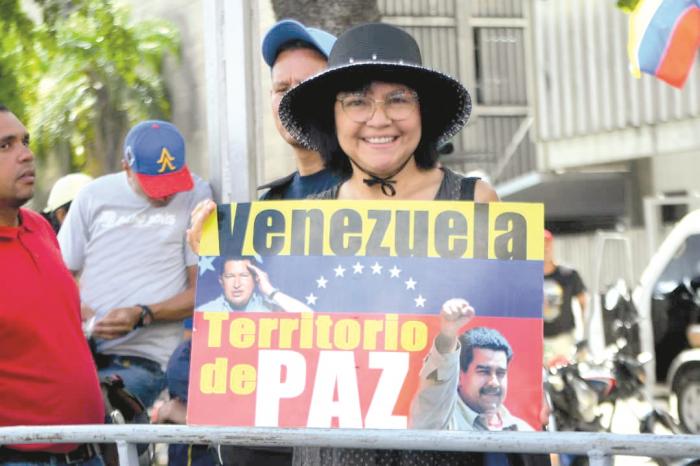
[93,266,197,339]
[577,292,587,319]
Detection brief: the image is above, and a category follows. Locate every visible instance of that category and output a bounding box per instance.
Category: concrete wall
[651,150,700,196]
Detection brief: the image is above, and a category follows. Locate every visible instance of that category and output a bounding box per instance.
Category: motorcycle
[545,281,688,465]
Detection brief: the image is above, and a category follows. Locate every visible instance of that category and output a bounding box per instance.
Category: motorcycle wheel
[674,367,700,434]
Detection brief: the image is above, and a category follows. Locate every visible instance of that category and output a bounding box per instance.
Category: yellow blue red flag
[627,0,700,88]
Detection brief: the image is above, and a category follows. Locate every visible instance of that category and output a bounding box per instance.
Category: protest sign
[188,200,544,431]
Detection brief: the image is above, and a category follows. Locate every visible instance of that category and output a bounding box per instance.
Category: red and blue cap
[124,120,193,199]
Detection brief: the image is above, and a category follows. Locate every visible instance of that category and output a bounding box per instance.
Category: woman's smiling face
[334,81,421,177]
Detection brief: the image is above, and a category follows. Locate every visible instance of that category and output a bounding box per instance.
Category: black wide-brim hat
[279,23,472,152]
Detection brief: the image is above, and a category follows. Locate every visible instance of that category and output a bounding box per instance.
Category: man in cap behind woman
[189,18,340,252]
[258,18,342,199]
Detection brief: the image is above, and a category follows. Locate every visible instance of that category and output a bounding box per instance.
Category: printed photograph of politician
[410,298,535,431]
[196,255,312,313]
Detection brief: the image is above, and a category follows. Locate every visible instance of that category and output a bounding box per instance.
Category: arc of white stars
[389,265,401,278]
[405,277,417,290]
[316,276,328,288]
[305,293,318,305]
[414,294,426,307]
[334,265,346,277]
[352,262,364,274]
[371,262,383,275]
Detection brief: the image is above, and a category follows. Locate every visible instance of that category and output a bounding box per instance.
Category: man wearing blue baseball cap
[190,19,339,239]
[258,18,342,199]
[58,120,212,409]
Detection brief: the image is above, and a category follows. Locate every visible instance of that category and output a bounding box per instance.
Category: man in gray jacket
[411,299,533,432]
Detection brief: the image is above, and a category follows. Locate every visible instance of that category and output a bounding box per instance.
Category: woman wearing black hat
[279,22,498,203]
[279,22,549,466]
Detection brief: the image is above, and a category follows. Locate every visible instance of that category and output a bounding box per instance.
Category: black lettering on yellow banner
[214,201,542,260]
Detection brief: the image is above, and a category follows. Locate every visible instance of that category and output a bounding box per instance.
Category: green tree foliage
[0,0,42,121]
[0,0,179,173]
[617,0,642,13]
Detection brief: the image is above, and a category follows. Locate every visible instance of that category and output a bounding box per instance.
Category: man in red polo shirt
[0,104,105,464]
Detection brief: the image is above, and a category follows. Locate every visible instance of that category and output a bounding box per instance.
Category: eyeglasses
[336,90,419,123]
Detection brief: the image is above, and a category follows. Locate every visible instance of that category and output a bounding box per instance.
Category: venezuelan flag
[627,0,700,88]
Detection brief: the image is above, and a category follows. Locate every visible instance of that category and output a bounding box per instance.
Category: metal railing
[2,425,700,466]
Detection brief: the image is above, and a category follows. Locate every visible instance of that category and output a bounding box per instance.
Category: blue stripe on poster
[196,256,543,319]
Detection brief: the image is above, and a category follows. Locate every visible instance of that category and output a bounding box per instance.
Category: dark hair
[273,40,327,67]
[311,71,440,178]
[216,255,261,276]
[47,201,72,234]
[459,327,513,373]
[0,104,9,112]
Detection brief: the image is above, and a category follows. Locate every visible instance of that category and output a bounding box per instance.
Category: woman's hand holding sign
[436,298,475,354]
[187,199,216,255]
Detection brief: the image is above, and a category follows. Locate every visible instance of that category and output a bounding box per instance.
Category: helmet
[43,173,93,213]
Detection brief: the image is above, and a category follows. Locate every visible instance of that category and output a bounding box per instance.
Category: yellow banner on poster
[200,201,544,261]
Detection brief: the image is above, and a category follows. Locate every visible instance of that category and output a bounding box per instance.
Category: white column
[203,0,260,202]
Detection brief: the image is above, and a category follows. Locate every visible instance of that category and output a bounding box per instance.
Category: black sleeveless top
[310,167,478,201]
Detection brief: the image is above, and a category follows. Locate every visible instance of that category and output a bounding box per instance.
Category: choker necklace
[349,154,414,197]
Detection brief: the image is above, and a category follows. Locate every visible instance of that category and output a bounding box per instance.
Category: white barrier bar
[115,440,138,466]
[1,425,699,459]
[588,450,614,466]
